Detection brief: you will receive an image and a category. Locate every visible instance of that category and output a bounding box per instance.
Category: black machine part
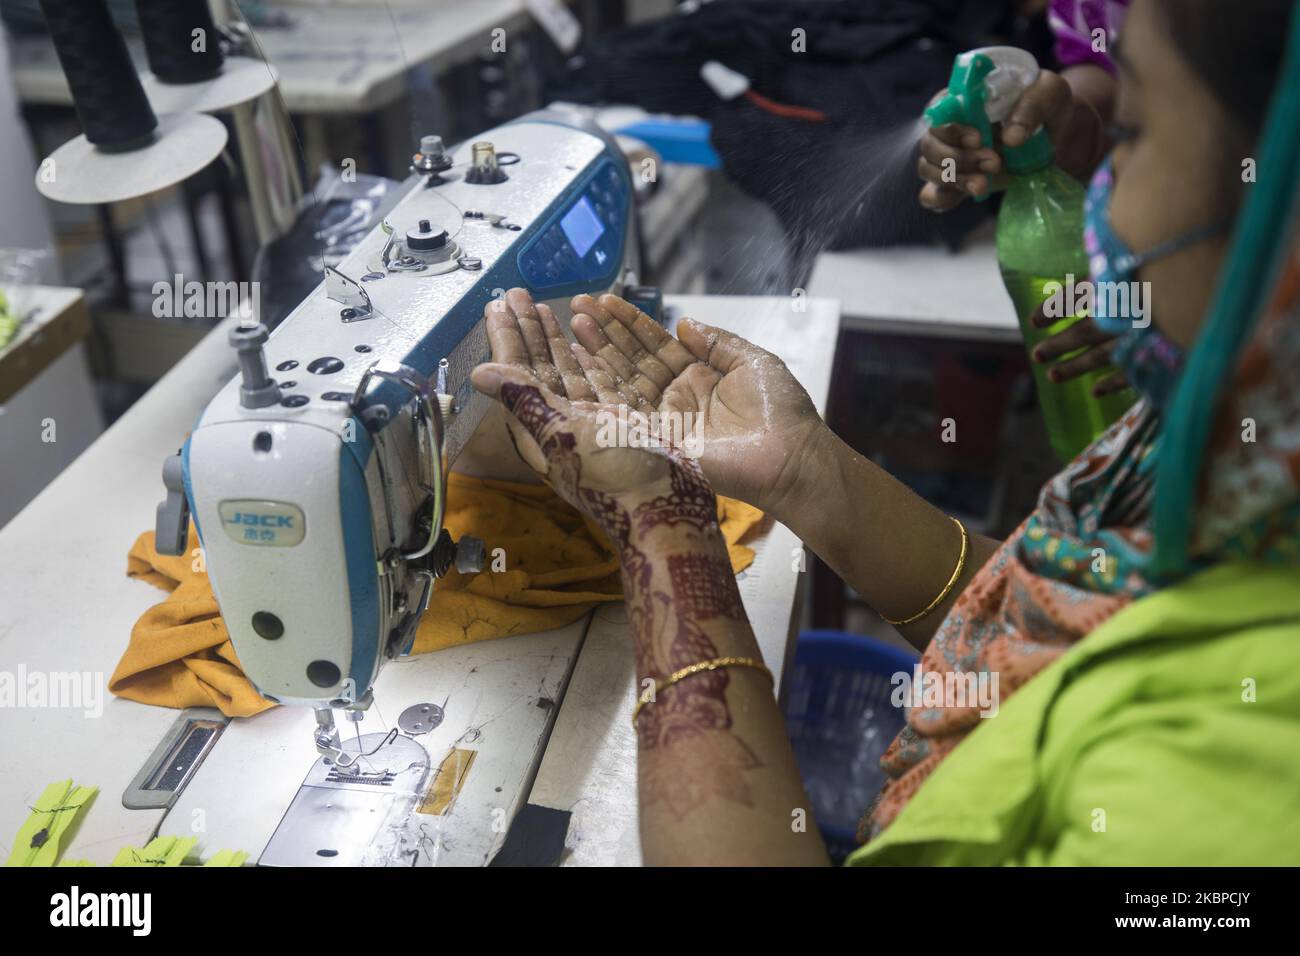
[37,0,157,149]
[136,0,226,84]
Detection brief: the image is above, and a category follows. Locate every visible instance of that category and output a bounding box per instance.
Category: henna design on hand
[637,585,761,818]
[639,554,749,747]
[637,552,760,818]
[496,380,759,819]
[666,553,747,622]
[500,380,564,439]
[630,455,716,536]
[500,380,656,628]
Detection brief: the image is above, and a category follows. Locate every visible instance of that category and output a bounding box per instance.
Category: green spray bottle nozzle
[924,46,1051,200]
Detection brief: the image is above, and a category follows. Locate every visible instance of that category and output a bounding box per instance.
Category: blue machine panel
[517,160,628,296]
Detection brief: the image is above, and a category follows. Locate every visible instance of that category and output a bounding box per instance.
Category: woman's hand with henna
[470,361,693,531]
[566,293,825,515]
[475,287,697,517]
[482,288,608,401]
[476,303,827,868]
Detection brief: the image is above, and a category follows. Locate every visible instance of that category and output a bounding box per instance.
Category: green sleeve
[1033,655,1300,866]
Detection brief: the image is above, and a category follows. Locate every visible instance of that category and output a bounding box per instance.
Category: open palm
[567,293,823,511]
[477,289,678,502]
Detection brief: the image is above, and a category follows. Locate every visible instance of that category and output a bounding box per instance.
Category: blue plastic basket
[783,630,919,863]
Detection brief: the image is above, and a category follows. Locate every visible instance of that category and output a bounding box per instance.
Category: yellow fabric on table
[110,473,764,718]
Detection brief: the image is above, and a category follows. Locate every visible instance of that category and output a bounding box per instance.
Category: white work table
[808,227,1021,343]
[0,293,839,867]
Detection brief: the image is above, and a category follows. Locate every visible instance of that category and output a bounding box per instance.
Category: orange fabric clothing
[110,473,764,718]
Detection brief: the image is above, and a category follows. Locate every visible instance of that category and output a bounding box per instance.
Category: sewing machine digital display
[518,160,627,294]
[561,196,604,257]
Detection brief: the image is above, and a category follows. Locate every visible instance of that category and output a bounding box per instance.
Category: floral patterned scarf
[864,238,1300,840]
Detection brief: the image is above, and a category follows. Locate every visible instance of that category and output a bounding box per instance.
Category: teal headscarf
[1152,6,1300,577]
[1013,5,1300,598]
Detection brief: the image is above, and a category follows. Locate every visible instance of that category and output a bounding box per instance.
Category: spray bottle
[925,47,1132,461]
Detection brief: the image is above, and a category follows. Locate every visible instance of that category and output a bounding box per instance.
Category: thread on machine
[38,0,157,149]
[136,0,226,85]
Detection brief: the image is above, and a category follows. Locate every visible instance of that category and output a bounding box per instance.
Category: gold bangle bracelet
[631,656,773,729]
[881,516,969,627]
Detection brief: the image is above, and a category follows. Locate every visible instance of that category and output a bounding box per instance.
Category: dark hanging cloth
[547,0,1056,254]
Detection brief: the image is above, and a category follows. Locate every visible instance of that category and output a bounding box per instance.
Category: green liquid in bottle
[1000,269,1134,461]
[996,160,1133,461]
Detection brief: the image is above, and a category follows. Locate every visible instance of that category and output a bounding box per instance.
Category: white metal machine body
[155,112,640,761]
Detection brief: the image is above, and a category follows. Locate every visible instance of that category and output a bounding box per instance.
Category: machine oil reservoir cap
[406,219,448,251]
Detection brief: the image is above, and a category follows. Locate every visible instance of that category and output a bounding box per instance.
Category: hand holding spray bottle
[926,47,1132,461]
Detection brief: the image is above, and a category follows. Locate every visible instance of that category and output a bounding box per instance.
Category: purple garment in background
[1049,0,1130,73]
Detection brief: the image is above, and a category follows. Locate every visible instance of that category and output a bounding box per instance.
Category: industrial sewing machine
[153,110,643,782]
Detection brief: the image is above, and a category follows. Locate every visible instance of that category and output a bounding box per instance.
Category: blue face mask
[1083,155,1229,408]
